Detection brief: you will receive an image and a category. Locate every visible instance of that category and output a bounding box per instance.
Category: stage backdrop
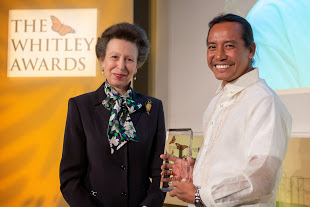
[0,0,133,206]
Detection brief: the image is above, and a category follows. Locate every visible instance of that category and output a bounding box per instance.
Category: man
[161,13,291,207]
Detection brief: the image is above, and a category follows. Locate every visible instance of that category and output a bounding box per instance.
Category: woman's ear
[101,58,105,69]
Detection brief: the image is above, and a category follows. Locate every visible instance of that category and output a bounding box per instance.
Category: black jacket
[60,83,166,207]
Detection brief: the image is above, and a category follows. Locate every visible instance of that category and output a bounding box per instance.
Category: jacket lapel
[130,91,145,126]
[93,83,110,143]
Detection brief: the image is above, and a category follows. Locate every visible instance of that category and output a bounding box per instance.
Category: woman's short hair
[96,22,150,68]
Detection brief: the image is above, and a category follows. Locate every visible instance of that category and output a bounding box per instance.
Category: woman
[60,22,166,207]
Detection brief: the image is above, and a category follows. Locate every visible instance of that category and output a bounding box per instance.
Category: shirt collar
[216,68,260,95]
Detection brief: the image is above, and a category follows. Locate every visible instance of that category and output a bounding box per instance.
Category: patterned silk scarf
[102,81,142,154]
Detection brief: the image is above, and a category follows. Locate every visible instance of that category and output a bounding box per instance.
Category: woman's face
[102,38,138,95]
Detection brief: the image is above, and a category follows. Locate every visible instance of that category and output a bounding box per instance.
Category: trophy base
[160,187,175,192]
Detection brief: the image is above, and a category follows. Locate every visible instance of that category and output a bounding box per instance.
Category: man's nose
[215,48,227,60]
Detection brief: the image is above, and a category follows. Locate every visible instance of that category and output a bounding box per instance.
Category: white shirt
[191,69,292,207]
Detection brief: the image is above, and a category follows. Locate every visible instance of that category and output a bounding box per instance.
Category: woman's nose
[117,59,126,69]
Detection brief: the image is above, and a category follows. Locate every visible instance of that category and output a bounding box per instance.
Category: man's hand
[169,179,197,204]
[160,154,195,182]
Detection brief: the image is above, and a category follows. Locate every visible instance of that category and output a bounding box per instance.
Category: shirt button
[220,103,224,107]
[229,90,235,93]
[120,165,126,170]
[121,192,127,196]
[210,121,213,125]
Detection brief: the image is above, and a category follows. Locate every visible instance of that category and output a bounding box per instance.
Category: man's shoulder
[246,79,290,115]
[247,79,277,99]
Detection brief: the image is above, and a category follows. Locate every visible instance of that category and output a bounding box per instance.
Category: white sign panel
[7,9,97,77]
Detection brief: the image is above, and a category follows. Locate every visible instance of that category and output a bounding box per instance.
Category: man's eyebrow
[224,40,238,44]
[207,40,238,45]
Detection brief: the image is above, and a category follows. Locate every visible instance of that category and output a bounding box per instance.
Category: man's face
[207,22,255,85]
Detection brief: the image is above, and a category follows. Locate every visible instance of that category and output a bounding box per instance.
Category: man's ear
[249,42,256,59]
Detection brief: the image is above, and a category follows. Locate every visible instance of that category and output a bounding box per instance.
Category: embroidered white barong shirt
[191,68,292,207]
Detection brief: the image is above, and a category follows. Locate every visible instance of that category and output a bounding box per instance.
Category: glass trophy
[192,132,204,159]
[161,128,193,192]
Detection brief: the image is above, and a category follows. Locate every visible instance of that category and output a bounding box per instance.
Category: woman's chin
[108,80,130,90]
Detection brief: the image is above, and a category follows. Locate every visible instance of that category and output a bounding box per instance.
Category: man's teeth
[216,65,230,69]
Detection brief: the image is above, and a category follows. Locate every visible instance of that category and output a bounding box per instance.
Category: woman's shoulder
[72,90,96,100]
[68,91,93,101]
[134,92,163,105]
[68,90,99,107]
[69,83,105,105]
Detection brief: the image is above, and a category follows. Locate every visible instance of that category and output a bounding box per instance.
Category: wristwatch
[195,188,205,207]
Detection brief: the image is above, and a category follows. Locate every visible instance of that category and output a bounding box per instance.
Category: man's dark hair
[207,13,254,48]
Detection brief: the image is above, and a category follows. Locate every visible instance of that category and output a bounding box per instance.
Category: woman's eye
[110,55,118,59]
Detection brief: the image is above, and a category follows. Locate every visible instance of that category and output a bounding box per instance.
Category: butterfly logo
[145,99,152,115]
[50,15,75,36]
[175,143,188,150]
